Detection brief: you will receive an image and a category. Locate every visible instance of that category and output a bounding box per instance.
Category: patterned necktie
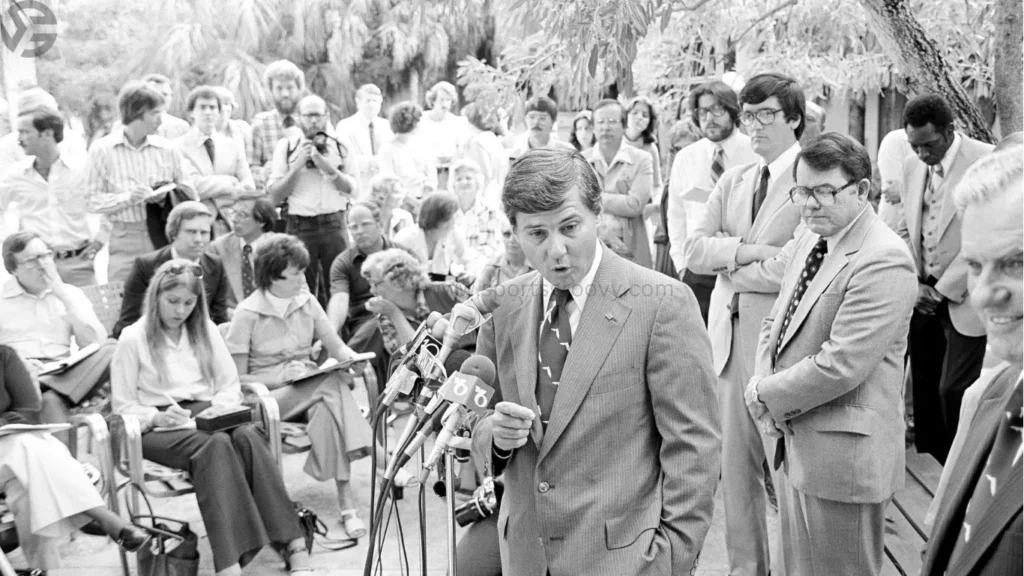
[947,377,1023,565]
[710,145,725,185]
[926,163,944,202]
[203,137,215,165]
[752,165,770,221]
[282,115,295,129]
[537,288,573,430]
[370,121,379,155]
[241,244,255,298]
[772,237,828,470]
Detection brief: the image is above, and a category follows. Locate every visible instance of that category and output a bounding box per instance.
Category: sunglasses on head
[165,261,204,279]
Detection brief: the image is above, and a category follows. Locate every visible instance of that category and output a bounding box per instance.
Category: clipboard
[279,352,376,387]
[38,343,101,376]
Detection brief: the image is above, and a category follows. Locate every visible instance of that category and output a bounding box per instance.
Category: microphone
[378,313,445,411]
[396,311,444,358]
[385,349,472,479]
[417,356,497,483]
[388,354,495,480]
[437,301,491,364]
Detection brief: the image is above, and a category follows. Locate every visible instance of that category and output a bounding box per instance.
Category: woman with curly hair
[379,101,437,200]
[367,173,416,239]
[624,96,663,196]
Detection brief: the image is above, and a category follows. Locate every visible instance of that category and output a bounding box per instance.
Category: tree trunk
[858,0,995,143]
[995,0,1023,136]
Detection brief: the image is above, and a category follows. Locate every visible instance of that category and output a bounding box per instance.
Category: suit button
[538,482,550,493]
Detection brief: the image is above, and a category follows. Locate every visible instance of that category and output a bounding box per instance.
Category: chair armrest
[107,413,147,492]
[241,381,271,398]
[240,387,282,471]
[68,414,119,513]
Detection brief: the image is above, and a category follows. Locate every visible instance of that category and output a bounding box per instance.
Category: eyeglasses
[165,261,205,279]
[739,108,785,127]
[17,250,54,268]
[300,113,325,120]
[789,180,859,207]
[695,105,728,120]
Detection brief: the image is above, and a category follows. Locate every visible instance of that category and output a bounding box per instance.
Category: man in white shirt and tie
[667,80,758,323]
[336,84,393,193]
[174,85,258,237]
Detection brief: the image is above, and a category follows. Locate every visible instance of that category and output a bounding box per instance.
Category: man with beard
[327,200,393,339]
[268,95,356,307]
[667,81,759,323]
[250,60,305,190]
[508,95,575,159]
[336,84,393,193]
[683,72,807,576]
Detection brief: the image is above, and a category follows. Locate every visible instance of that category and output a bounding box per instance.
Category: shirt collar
[716,130,747,159]
[542,241,603,312]
[1,277,50,299]
[113,128,164,150]
[163,325,191,349]
[937,133,962,177]
[170,247,201,263]
[824,204,870,253]
[186,126,218,146]
[238,287,313,318]
[759,141,802,179]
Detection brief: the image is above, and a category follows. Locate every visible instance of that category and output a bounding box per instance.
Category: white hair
[953,145,1023,214]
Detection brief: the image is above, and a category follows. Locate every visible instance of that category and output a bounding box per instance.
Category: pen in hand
[161,393,192,426]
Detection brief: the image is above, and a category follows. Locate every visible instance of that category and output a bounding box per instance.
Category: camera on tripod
[453,476,503,527]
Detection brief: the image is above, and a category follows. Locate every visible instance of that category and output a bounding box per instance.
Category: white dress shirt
[267,134,353,216]
[0,155,96,250]
[540,241,603,337]
[667,131,758,271]
[0,277,104,360]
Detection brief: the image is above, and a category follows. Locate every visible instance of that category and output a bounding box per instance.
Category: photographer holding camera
[268,94,356,307]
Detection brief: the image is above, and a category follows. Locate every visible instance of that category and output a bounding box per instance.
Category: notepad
[38,343,101,376]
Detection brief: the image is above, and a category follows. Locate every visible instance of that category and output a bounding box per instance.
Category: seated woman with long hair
[110,259,310,576]
[0,345,150,574]
[224,234,415,541]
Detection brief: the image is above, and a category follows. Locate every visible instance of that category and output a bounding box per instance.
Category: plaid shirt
[249,109,297,190]
[454,198,505,269]
[377,281,470,355]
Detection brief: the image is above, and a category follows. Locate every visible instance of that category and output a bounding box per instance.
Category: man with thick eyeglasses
[0,231,114,428]
[682,72,806,576]
[668,80,758,324]
[894,94,995,463]
[268,94,357,309]
[744,133,917,576]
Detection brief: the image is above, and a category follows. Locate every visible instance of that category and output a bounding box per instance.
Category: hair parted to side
[953,145,1024,215]
[502,148,602,228]
[142,259,216,385]
[165,201,212,242]
[426,82,457,109]
[213,86,237,109]
[253,233,310,291]
[263,60,305,92]
[19,109,65,143]
[185,85,222,113]
[2,231,43,273]
[389,101,423,135]
[688,80,741,130]
[793,133,872,183]
[418,190,460,231]
[361,248,427,293]
[626,96,659,145]
[525,96,559,122]
[118,81,165,126]
[903,94,955,132]
[740,72,806,139]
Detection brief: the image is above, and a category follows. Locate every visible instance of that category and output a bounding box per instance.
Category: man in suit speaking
[745,134,918,575]
[471,148,720,576]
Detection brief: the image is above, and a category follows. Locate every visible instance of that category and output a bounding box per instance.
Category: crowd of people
[0,56,1019,576]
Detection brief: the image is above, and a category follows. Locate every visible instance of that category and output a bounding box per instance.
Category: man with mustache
[508,96,575,159]
[249,60,305,191]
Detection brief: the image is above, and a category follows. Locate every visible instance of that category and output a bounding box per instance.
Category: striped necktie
[710,145,725,185]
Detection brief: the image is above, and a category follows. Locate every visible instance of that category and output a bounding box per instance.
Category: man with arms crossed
[472,148,720,576]
[745,134,917,575]
[682,72,806,576]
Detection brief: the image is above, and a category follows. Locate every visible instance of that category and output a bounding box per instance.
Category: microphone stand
[444,446,459,576]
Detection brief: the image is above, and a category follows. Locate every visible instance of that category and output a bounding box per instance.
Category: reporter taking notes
[470,148,720,576]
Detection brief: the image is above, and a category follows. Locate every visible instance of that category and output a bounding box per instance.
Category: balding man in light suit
[682,72,806,576]
[472,148,720,576]
[746,134,917,575]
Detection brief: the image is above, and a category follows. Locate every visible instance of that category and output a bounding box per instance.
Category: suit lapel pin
[605,313,616,322]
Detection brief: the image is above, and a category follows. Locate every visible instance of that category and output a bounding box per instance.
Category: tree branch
[733,0,799,44]
[671,0,717,13]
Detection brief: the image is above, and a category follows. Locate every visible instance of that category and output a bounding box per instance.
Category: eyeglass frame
[16,250,54,269]
[789,180,861,207]
[739,108,786,127]
[695,104,728,121]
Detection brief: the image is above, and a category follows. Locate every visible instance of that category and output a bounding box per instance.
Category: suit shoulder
[720,161,757,186]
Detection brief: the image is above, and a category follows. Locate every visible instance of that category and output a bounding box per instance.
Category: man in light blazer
[336,84,393,193]
[174,85,259,237]
[206,198,276,303]
[920,145,1022,576]
[681,72,806,576]
[471,148,720,576]
[745,134,917,576]
[895,94,994,462]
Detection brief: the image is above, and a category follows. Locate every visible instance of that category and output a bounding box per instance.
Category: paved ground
[5,413,781,576]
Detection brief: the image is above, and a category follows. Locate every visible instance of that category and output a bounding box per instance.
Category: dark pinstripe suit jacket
[473,249,720,576]
[921,365,1023,576]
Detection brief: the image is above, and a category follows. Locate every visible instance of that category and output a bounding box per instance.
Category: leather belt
[287,210,345,224]
[53,244,89,260]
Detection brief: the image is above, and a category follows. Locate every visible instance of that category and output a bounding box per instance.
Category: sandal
[277,540,313,574]
[339,510,367,539]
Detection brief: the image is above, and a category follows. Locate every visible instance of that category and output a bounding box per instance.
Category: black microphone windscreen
[443,349,473,377]
[459,355,497,386]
